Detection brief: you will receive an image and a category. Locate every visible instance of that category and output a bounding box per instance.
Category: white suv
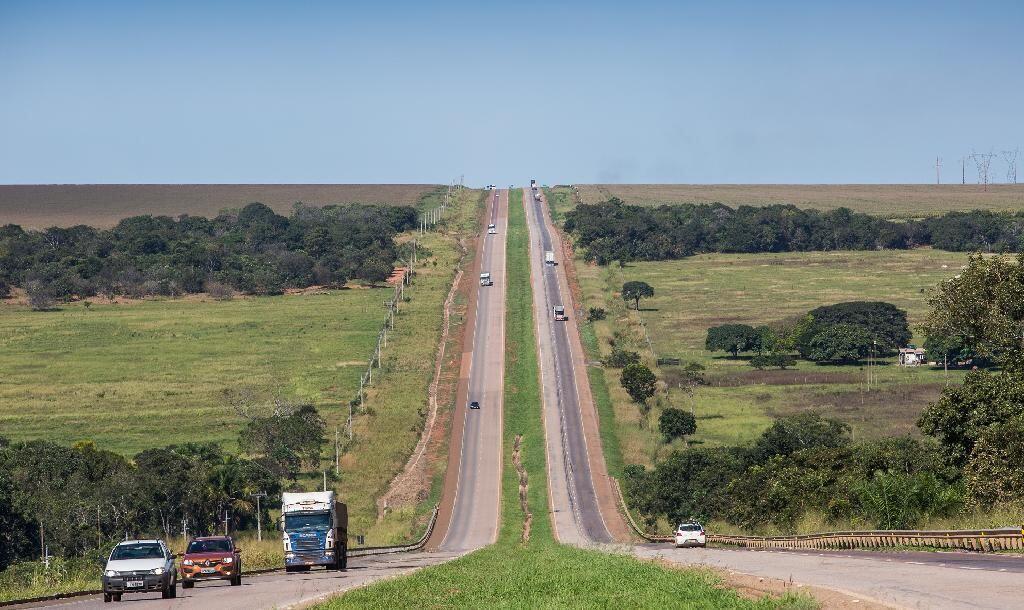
[102,539,177,602]
[674,522,706,548]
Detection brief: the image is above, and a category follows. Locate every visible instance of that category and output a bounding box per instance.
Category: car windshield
[677,524,702,532]
[285,512,331,529]
[187,539,232,553]
[111,543,165,560]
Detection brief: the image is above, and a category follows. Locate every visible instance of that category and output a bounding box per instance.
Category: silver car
[102,539,177,602]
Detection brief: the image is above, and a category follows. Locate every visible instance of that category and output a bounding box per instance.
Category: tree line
[705,301,913,366]
[564,199,1024,264]
[0,396,326,571]
[624,255,1024,533]
[0,202,418,306]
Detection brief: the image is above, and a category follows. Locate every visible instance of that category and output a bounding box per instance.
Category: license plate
[201,568,216,574]
[126,580,143,588]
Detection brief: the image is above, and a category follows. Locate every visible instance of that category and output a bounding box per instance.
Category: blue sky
[1,1,1021,185]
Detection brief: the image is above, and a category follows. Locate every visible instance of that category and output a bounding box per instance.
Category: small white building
[898,347,927,366]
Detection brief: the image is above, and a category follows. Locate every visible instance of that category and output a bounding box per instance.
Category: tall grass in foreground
[314,191,814,609]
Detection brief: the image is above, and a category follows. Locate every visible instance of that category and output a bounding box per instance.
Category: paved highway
[638,544,1024,609]
[18,551,464,610]
[524,186,617,545]
[430,188,508,552]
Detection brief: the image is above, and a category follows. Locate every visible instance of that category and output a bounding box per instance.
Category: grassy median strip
[314,191,814,609]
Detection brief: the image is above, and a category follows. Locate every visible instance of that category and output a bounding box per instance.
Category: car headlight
[151,567,164,575]
[222,557,233,563]
[182,559,193,566]
[105,570,117,577]
[285,552,295,559]
[325,550,334,556]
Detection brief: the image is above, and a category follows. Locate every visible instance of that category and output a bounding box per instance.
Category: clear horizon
[2,1,1022,186]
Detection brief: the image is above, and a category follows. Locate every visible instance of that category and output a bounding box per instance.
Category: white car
[674,522,706,548]
[102,539,177,602]
[487,223,497,235]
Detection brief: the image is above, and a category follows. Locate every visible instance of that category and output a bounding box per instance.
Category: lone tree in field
[622,281,654,310]
[24,280,56,311]
[705,324,761,358]
[659,408,697,443]
[620,363,657,403]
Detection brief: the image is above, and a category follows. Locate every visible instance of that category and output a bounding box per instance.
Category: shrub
[0,279,10,299]
[205,281,235,301]
[24,280,56,311]
[750,354,797,370]
[606,347,640,368]
[587,307,606,321]
[659,408,697,442]
[620,363,657,403]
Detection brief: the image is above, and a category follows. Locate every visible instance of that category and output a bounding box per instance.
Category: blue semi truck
[280,491,348,571]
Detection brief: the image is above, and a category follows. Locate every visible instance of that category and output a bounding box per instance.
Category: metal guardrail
[347,505,440,557]
[710,528,1024,552]
[611,478,1024,551]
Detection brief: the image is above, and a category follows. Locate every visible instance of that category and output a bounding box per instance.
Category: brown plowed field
[0,184,438,228]
[576,183,1024,218]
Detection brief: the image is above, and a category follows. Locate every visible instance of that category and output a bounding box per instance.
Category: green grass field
[574,248,971,468]
[0,188,480,547]
[313,191,813,610]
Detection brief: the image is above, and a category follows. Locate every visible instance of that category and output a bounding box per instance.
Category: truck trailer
[280,491,348,572]
[480,272,493,286]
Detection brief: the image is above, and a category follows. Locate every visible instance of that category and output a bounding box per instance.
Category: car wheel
[103,593,111,603]
[285,565,297,573]
[182,580,194,589]
[169,578,177,598]
[113,594,122,602]
[340,544,348,570]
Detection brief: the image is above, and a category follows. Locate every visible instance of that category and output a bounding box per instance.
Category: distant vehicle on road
[180,536,241,588]
[480,272,493,286]
[544,251,555,266]
[534,192,542,201]
[674,522,706,548]
[488,223,497,234]
[102,539,177,603]
[530,179,537,189]
[553,305,566,321]
[469,400,481,410]
[281,491,348,572]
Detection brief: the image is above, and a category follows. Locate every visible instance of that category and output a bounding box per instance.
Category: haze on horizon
[1,0,1022,186]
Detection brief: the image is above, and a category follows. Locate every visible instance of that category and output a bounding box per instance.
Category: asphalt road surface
[433,188,508,552]
[524,186,613,545]
[637,544,1024,609]
[17,551,465,610]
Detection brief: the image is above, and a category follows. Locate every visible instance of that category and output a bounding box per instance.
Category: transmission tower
[935,157,942,184]
[970,150,996,191]
[1002,149,1019,184]
[960,157,966,185]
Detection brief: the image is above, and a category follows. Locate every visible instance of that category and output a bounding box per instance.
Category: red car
[179,536,242,588]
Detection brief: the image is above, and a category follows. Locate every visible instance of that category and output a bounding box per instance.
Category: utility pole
[961,157,966,185]
[935,157,942,184]
[322,471,328,492]
[249,492,267,542]
[334,427,340,474]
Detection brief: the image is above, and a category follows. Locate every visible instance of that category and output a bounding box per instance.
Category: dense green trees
[798,301,911,353]
[564,199,1024,265]
[623,414,965,531]
[0,202,419,303]
[705,324,762,358]
[806,324,875,363]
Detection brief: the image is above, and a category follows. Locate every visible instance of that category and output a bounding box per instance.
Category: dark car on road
[102,539,177,602]
[469,400,481,410]
[180,536,242,587]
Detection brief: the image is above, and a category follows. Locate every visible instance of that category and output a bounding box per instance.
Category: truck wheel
[113,594,122,602]
[340,544,347,570]
[182,580,194,589]
[231,573,241,586]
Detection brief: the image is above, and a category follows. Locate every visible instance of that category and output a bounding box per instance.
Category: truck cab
[553,305,566,321]
[281,491,348,572]
[480,272,493,286]
[544,251,555,266]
